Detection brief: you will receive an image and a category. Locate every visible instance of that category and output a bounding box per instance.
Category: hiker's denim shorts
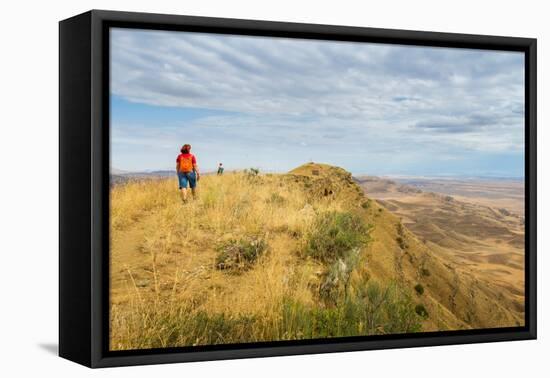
[177,171,197,189]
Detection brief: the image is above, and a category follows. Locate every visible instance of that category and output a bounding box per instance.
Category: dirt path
[110,210,217,306]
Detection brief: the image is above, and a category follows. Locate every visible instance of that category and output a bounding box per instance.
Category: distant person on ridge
[217,163,224,175]
[176,144,200,202]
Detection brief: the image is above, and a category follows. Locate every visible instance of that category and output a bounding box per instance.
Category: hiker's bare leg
[180,188,188,202]
[191,188,197,199]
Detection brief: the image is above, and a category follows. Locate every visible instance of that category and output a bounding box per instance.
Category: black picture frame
[59,9,537,368]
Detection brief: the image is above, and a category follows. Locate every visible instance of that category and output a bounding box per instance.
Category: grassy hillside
[109,163,522,351]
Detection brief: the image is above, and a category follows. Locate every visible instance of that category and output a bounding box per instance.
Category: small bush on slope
[304,211,372,263]
[415,304,429,318]
[283,280,421,339]
[215,236,268,272]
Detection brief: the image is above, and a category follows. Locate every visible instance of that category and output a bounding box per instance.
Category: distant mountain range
[110,169,223,186]
[110,170,174,186]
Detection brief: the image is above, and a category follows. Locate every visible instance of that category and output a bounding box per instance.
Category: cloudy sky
[110,28,525,177]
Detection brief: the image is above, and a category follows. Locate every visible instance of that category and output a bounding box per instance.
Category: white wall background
[0,0,546,376]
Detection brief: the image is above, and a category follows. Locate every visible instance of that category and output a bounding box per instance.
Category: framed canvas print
[59,10,537,368]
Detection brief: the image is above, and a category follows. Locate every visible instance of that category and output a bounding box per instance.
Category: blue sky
[110,28,525,177]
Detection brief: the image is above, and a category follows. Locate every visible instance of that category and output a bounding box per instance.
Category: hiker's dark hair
[181,144,191,154]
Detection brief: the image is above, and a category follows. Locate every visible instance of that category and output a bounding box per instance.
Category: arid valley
[356,175,525,326]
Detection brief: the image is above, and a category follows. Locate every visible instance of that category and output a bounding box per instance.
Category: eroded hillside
[356,175,525,328]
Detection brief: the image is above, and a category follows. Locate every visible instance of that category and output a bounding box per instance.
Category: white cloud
[110,28,525,175]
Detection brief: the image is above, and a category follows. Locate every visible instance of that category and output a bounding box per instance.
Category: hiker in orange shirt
[176,144,200,202]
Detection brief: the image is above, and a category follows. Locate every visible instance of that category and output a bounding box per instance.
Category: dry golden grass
[109,164,524,351]
[110,166,424,350]
[111,169,343,348]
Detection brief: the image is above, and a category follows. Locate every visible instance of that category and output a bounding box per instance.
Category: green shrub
[361,199,372,209]
[319,248,361,306]
[283,281,422,340]
[414,284,424,295]
[415,304,429,318]
[215,236,267,272]
[304,211,372,263]
[380,284,423,334]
